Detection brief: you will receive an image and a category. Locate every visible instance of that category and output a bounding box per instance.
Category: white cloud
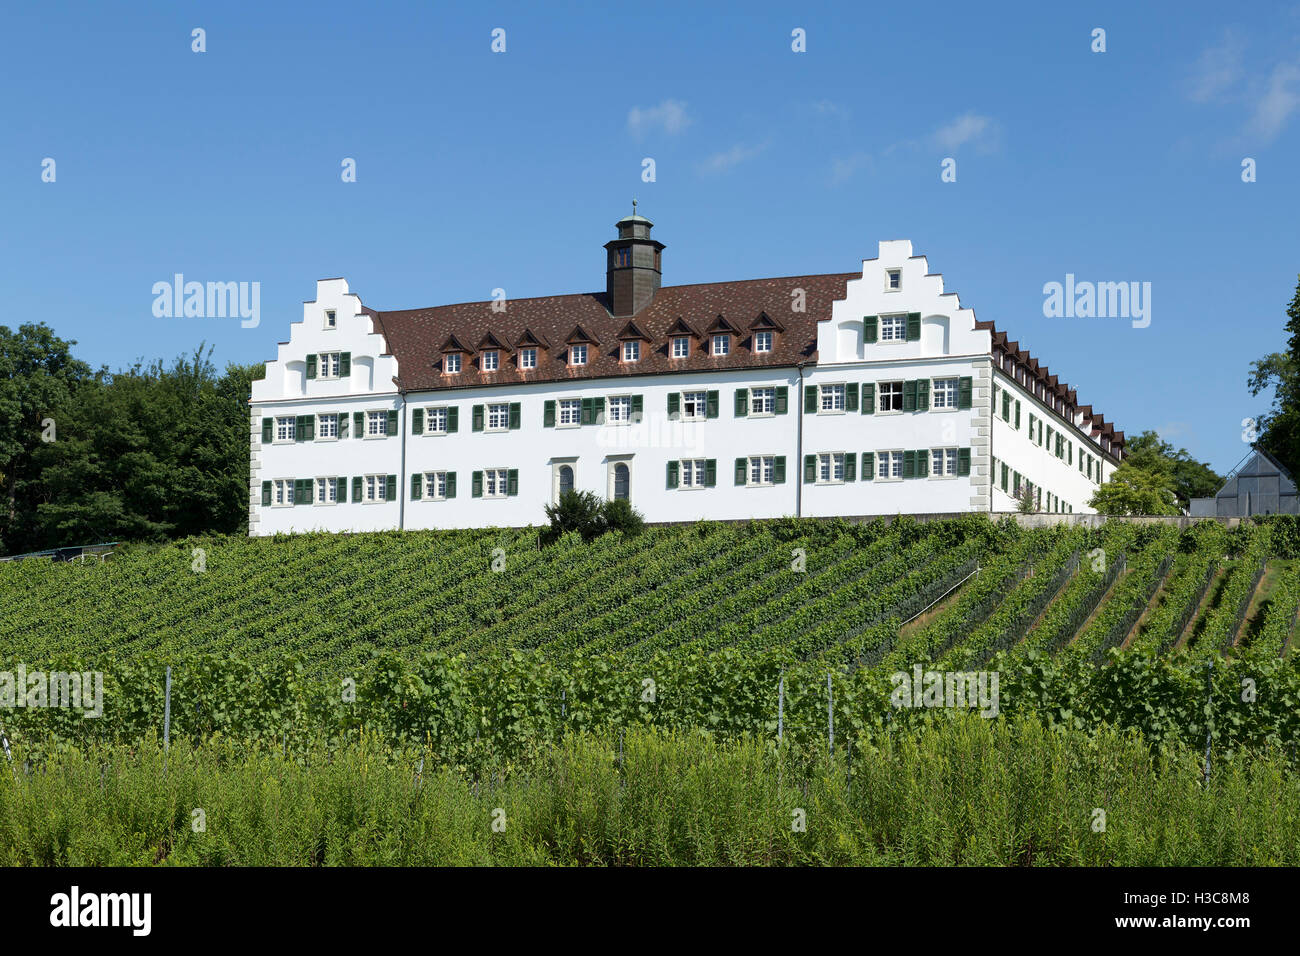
[811,100,849,119]
[627,100,691,137]
[829,152,872,185]
[698,142,768,174]
[1247,61,1300,141]
[931,112,998,152]
[1188,31,1245,102]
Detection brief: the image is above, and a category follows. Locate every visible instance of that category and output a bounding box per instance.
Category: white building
[248,216,1125,534]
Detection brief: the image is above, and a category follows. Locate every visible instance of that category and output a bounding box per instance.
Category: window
[366,411,386,437]
[315,477,340,504]
[817,453,846,484]
[879,451,904,480]
[486,402,509,432]
[608,395,633,424]
[557,464,575,498]
[276,416,295,442]
[712,334,730,356]
[519,348,537,370]
[445,353,462,374]
[616,248,630,267]
[570,344,587,366]
[426,407,449,434]
[1001,392,1011,422]
[750,387,775,416]
[754,331,773,353]
[317,413,339,440]
[878,381,904,413]
[820,384,846,413]
[482,350,499,371]
[680,459,709,488]
[273,479,294,506]
[886,269,901,291]
[612,462,630,500]
[364,475,385,503]
[880,315,906,341]
[324,310,336,329]
[623,341,640,362]
[931,448,959,477]
[484,468,509,499]
[317,352,341,380]
[558,398,581,427]
[932,378,958,409]
[748,455,776,486]
[682,391,708,421]
[672,336,690,358]
[423,471,449,501]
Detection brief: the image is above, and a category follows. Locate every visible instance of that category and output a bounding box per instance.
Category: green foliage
[540,489,604,545]
[1088,462,1181,515]
[1248,273,1300,479]
[599,497,644,537]
[1125,430,1222,511]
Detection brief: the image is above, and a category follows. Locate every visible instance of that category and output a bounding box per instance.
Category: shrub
[541,490,604,545]
[599,498,644,537]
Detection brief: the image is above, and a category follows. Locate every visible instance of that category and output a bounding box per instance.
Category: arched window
[613,463,630,501]
[559,465,574,496]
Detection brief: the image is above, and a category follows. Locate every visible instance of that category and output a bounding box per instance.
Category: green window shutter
[411,473,422,500]
[353,411,364,436]
[1014,400,1021,428]
[261,481,271,506]
[704,459,717,487]
[906,312,921,341]
[338,413,348,438]
[507,469,519,496]
[412,408,424,434]
[386,410,398,436]
[446,472,457,498]
[306,354,317,379]
[1001,463,1008,490]
[804,454,816,483]
[385,475,397,501]
[472,405,484,431]
[509,402,521,430]
[1068,443,1073,465]
[775,386,788,414]
[916,379,929,411]
[861,382,875,414]
[340,352,351,377]
[303,479,315,504]
[916,449,929,478]
[594,397,605,423]
[294,415,307,442]
[734,389,748,417]
[667,392,680,417]
[305,415,315,441]
[543,400,556,427]
[666,461,679,489]
[774,456,786,484]
[864,315,878,343]
[581,397,593,426]
[958,448,971,476]
[845,383,859,413]
[472,471,483,497]
[337,476,347,502]
[804,385,817,413]
[862,452,874,481]
[734,457,747,485]
[261,417,273,443]
[447,407,459,433]
[958,376,973,410]
[903,450,916,479]
[631,395,643,419]
[352,477,362,501]
[1029,413,1035,437]
[844,453,856,481]
[903,380,917,413]
[706,391,719,419]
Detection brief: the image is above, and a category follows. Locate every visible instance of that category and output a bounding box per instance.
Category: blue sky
[4,0,1299,473]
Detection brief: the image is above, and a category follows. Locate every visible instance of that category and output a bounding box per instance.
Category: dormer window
[570,344,588,366]
[623,340,640,362]
[886,270,901,291]
[445,354,462,374]
[519,348,537,369]
[482,350,499,372]
[324,309,337,329]
[753,331,773,353]
[712,335,730,356]
[672,336,689,358]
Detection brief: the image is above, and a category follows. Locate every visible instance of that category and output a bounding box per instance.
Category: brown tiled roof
[369,274,855,392]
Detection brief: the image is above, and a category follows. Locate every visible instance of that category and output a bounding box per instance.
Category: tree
[1088,462,1181,515]
[0,323,94,551]
[1123,430,1221,511]
[1015,484,1036,514]
[1248,274,1300,479]
[541,490,605,545]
